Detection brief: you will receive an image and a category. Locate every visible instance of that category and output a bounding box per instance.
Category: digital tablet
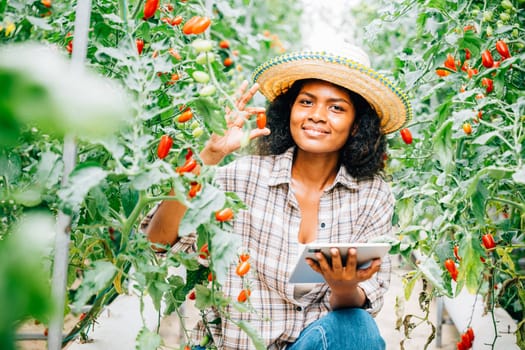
[288,242,391,284]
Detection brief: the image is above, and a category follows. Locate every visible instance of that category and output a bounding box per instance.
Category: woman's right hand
[200,80,271,165]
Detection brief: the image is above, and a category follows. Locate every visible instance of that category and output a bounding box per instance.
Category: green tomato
[191,39,214,53]
[195,52,215,65]
[190,120,200,130]
[483,10,493,21]
[192,71,210,83]
[199,84,216,96]
[192,127,204,138]
[199,334,210,347]
[486,25,493,37]
[501,0,514,10]
[499,12,510,22]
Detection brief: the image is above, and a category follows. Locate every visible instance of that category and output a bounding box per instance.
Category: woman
[142,45,412,349]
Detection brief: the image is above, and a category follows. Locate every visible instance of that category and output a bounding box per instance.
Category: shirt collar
[268,147,360,190]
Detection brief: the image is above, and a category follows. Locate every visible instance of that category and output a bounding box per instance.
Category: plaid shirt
[142,147,393,349]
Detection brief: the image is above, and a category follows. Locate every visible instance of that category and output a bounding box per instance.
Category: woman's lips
[302,125,329,136]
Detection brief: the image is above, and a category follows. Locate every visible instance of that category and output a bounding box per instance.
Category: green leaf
[131,167,171,191]
[192,97,227,135]
[417,255,450,296]
[179,185,225,236]
[471,182,488,224]
[432,120,454,172]
[57,165,108,213]
[25,16,53,30]
[72,261,117,311]
[457,234,484,294]
[512,166,525,184]
[232,320,267,350]
[136,327,161,350]
[211,229,242,283]
[194,284,214,310]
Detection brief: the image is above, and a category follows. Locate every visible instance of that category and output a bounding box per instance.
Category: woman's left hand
[306,247,381,293]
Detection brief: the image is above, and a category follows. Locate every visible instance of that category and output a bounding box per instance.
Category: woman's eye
[331,105,345,112]
[299,99,312,106]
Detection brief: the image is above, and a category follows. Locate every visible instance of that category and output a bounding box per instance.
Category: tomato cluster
[235,252,251,303]
[182,16,211,35]
[457,327,475,350]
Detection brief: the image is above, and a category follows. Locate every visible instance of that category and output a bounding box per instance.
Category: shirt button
[296,306,303,312]
[320,222,326,228]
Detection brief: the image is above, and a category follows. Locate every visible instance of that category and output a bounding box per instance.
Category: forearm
[145,189,186,249]
[329,285,367,310]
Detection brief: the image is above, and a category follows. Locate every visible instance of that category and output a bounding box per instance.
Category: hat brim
[252,51,412,134]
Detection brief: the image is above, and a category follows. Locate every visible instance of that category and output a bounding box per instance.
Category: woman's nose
[309,105,326,122]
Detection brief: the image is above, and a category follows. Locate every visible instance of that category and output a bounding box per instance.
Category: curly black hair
[255,79,386,178]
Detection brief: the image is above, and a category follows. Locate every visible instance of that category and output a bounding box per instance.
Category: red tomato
[219,40,230,49]
[481,78,493,93]
[223,57,233,67]
[178,108,193,123]
[66,40,73,54]
[208,272,214,282]
[185,148,193,160]
[177,157,198,174]
[79,312,87,321]
[464,48,471,60]
[162,3,174,12]
[454,245,461,261]
[237,289,251,302]
[157,134,173,159]
[199,243,209,259]
[239,253,250,262]
[188,290,196,300]
[188,182,202,198]
[191,16,211,34]
[481,49,494,68]
[436,68,450,77]
[215,208,234,222]
[466,327,475,342]
[495,40,511,59]
[136,38,144,55]
[456,340,467,350]
[482,233,496,249]
[444,54,457,71]
[41,0,51,8]
[182,16,200,35]
[168,48,181,60]
[235,261,250,277]
[256,112,267,129]
[400,128,413,144]
[143,0,159,20]
[444,258,458,281]
[463,123,472,135]
[171,15,183,26]
[461,333,472,348]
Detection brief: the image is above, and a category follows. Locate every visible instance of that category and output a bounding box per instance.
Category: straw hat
[251,45,412,134]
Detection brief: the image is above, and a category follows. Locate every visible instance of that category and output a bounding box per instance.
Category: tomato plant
[1,0,304,349]
[353,0,525,348]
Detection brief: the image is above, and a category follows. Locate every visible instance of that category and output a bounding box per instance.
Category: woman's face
[290,80,355,155]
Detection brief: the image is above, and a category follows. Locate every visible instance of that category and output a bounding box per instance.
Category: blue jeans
[287,308,385,350]
[193,308,385,350]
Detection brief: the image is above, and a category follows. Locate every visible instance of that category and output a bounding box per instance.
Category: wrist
[200,143,226,166]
